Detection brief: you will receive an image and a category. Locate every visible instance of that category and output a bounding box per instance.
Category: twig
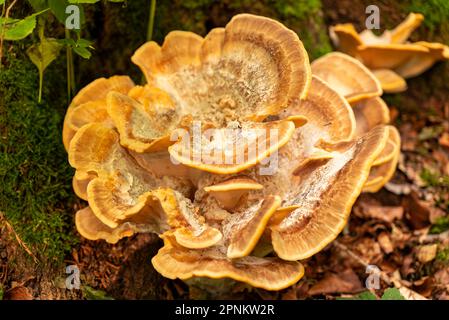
[333,240,427,300]
[0,212,39,264]
[419,230,449,244]
[0,0,18,69]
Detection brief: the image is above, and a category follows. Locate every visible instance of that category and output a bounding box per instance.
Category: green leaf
[356,291,378,300]
[82,286,114,300]
[381,288,405,300]
[0,0,5,5]
[48,0,84,27]
[73,45,91,59]
[27,37,63,72]
[27,0,49,11]
[75,38,93,47]
[0,9,49,41]
[58,37,93,59]
[26,27,63,102]
[3,15,36,40]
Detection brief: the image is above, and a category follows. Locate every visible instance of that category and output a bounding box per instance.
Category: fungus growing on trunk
[329,13,449,93]
[63,14,399,291]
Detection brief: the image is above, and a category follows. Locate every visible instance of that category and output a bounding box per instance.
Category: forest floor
[1,1,449,300]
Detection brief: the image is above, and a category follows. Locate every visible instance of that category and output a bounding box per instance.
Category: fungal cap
[271,125,390,260]
[364,126,401,192]
[172,226,223,249]
[132,13,312,121]
[371,69,407,93]
[62,75,134,150]
[329,23,363,56]
[356,43,429,69]
[75,207,139,244]
[204,178,264,210]
[107,90,177,153]
[390,12,424,44]
[168,120,296,174]
[311,52,382,104]
[282,75,356,143]
[352,97,390,137]
[227,195,281,259]
[151,236,305,291]
[394,41,449,78]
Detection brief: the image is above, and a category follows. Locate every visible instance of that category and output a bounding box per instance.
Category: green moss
[436,246,449,263]
[420,168,449,188]
[82,286,114,300]
[407,0,449,36]
[270,0,331,60]
[430,216,449,234]
[0,52,78,262]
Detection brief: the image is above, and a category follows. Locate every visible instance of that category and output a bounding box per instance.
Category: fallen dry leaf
[434,268,449,287]
[353,238,384,264]
[385,182,412,195]
[390,224,412,249]
[429,206,446,224]
[404,192,431,229]
[377,232,394,254]
[398,286,428,300]
[357,202,404,223]
[416,244,438,263]
[308,269,364,296]
[399,124,417,151]
[412,277,434,298]
[439,132,449,148]
[4,286,33,300]
[400,254,415,277]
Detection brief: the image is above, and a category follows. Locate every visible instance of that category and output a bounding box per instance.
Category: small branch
[0,212,39,264]
[419,230,449,244]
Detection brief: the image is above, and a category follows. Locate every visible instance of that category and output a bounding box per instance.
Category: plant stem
[65,29,75,102]
[38,69,43,103]
[37,19,44,103]
[146,0,156,42]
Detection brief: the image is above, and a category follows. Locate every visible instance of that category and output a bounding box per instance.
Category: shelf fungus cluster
[63,14,400,291]
[330,13,449,93]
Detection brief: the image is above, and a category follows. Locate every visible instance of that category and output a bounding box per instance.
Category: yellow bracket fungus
[330,13,449,93]
[63,14,400,291]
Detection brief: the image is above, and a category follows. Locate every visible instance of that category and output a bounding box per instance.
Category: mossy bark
[77,0,331,87]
